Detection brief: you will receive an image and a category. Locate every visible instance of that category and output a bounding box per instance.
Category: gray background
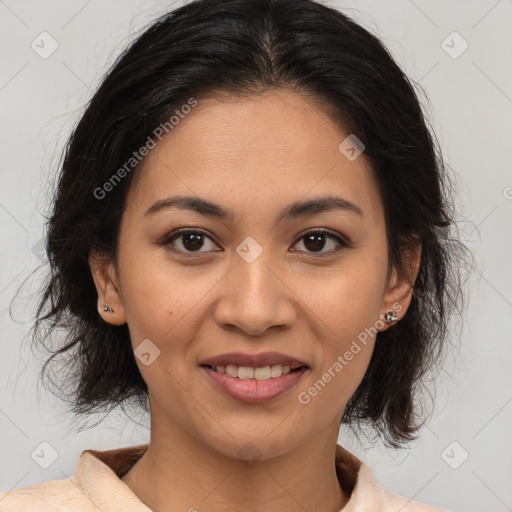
[1,1,511,511]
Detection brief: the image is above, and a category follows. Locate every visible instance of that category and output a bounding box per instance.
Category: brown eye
[292,230,347,256]
[163,229,221,254]
[160,228,348,257]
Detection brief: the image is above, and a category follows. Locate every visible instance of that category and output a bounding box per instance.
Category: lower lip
[200,366,308,403]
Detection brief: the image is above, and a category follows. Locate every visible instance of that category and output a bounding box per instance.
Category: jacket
[0,443,444,511]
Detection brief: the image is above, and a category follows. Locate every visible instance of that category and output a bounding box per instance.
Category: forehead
[126,89,382,223]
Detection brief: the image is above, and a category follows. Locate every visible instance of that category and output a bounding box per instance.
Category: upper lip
[200,351,309,370]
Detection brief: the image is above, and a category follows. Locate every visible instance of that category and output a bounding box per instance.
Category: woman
[0,0,464,510]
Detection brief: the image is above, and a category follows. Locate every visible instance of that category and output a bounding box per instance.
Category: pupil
[304,233,325,252]
[183,233,203,251]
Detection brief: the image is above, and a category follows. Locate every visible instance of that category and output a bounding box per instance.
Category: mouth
[199,351,309,375]
[199,364,309,403]
[199,352,310,403]
[200,363,308,381]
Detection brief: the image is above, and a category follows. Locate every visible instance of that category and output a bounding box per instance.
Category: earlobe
[88,251,127,326]
[378,241,421,332]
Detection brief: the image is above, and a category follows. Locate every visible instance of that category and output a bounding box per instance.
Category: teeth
[238,366,254,379]
[212,364,295,380]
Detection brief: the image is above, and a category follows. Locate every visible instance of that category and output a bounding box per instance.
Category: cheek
[297,344,374,415]
[116,239,227,362]
[117,238,184,331]
[294,287,379,428]
[291,251,387,417]
[299,249,388,343]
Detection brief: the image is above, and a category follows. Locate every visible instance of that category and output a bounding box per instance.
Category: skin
[89,89,420,512]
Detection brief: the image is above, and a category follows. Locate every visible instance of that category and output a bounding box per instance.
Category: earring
[383,310,398,323]
[102,306,114,313]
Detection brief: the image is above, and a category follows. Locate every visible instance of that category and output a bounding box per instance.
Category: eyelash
[159,228,349,257]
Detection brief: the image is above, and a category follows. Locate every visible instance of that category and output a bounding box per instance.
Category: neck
[121,417,350,512]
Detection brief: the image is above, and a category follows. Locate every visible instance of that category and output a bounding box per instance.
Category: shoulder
[0,444,150,511]
[376,484,447,512]
[336,445,447,512]
[0,478,89,511]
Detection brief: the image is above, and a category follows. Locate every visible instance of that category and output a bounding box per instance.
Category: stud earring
[102,306,114,313]
[383,310,398,323]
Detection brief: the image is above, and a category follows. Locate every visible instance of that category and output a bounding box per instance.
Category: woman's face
[91,89,413,460]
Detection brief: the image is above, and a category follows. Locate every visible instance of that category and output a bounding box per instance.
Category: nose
[213,248,297,337]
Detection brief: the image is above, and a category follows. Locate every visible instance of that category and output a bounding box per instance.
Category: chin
[196,425,302,463]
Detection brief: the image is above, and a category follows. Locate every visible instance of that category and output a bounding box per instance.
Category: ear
[88,250,127,326]
[378,239,421,332]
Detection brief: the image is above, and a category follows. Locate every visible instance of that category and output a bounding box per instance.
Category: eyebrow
[144,194,363,221]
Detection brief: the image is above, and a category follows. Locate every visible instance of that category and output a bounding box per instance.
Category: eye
[161,229,221,254]
[292,229,348,256]
[160,228,348,257]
